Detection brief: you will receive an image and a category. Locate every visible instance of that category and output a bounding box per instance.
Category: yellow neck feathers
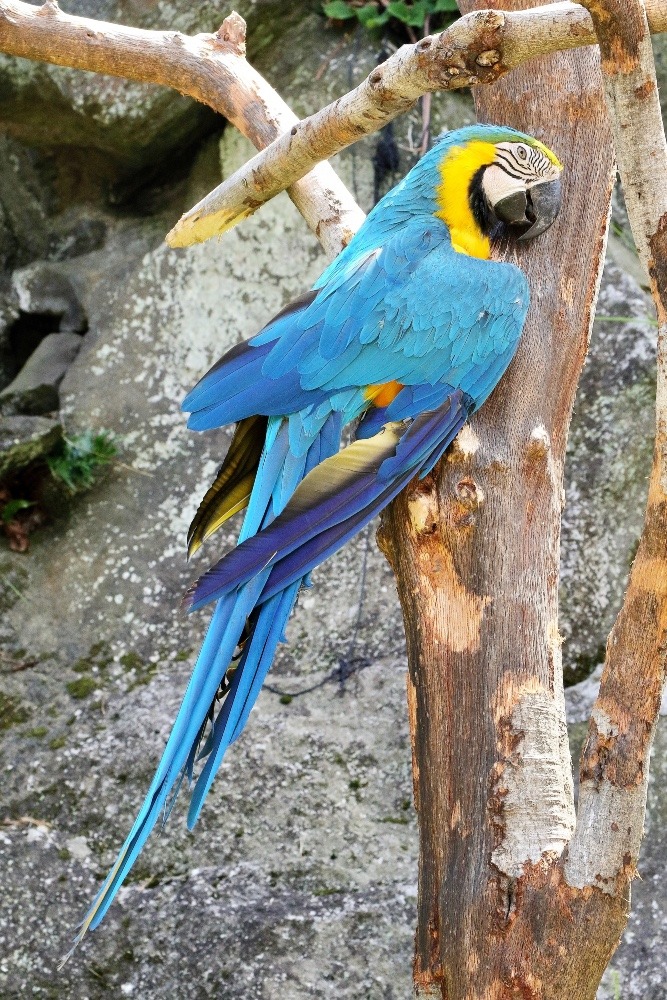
[435,140,497,260]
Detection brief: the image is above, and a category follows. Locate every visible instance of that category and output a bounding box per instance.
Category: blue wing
[183,217,528,432]
[185,390,474,614]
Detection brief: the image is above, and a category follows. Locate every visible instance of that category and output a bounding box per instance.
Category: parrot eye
[516,144,529,161]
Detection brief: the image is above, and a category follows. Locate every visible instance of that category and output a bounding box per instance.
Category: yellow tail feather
[187,415,267,557]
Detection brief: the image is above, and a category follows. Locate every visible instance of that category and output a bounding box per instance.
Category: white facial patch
[481,164,525,207]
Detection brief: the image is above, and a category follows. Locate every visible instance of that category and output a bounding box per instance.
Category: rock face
[0,4,663,998]
[0,1,325,175]
[0,14,470,997]
[12,263,87,334]
[0,332,83,414]
[560,259,655,682]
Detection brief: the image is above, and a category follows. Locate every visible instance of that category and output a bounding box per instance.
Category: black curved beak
[493,177,562,242]
[518,178,562,241]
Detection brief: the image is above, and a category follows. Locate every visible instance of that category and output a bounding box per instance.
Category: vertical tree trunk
[378,3,622,995]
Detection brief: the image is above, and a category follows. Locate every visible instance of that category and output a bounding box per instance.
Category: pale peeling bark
[490,687,574,879]
[166,0,667,248]
[0,0,363,258]
[565,0,667,905]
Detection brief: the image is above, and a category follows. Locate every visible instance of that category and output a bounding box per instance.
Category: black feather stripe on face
[469,166,494,235]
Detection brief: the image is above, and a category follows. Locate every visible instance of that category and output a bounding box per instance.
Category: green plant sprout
[1,499,35,523]
[47,431,117,493]
[323,0,459,34]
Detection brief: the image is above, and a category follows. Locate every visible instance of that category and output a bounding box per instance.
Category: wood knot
[456,478,483,508]
[416,37,433,52]
[407,481,439,536]
[451,424,480,460]
[525,424,551,462]
[216,11,247,54]
[479,9,505,30]
[369,70,383,86]
[634,79,655,101]
[476,49,501,67]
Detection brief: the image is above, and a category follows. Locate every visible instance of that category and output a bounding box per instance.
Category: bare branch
[0,0,364,258]
[565,0,667,894]
[166,0,667,248]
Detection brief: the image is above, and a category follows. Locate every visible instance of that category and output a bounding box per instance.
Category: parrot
[74,123,562,945]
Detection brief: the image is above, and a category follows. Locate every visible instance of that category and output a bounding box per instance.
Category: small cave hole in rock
[8,311,66,374]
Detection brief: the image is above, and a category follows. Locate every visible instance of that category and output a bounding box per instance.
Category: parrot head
[434,125,562,257]
[375,124,563,260]
[468,135,562,242]
[432,125,562,257]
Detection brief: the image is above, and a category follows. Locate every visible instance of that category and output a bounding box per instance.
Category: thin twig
[1,815,52,829]
[5,662,37,672]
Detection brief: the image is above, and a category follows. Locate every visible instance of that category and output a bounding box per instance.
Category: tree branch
[0,0,364,258]
[565,0,667,895]
[165,0,667,248]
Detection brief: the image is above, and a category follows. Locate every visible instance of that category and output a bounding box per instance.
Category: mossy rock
[0,2,314,174]
[65,675,97,700]
[0,415,62,480]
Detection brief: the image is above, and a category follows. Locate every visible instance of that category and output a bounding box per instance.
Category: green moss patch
[0,690,30,729]
[121,652,159,691]
[25,725,48,738]
[120,651,143,671]
[66,676,97,699]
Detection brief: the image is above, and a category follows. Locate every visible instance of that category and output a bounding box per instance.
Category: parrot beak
[493,177,562,241]
[518,177,562,241]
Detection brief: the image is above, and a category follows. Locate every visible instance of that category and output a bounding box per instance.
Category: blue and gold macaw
[77,124,562,941]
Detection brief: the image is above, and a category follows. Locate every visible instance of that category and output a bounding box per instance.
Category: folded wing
[185,389,474,614]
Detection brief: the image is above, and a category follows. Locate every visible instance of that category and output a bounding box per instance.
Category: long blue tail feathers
[69,391,471,955]
[68,412,339,950]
